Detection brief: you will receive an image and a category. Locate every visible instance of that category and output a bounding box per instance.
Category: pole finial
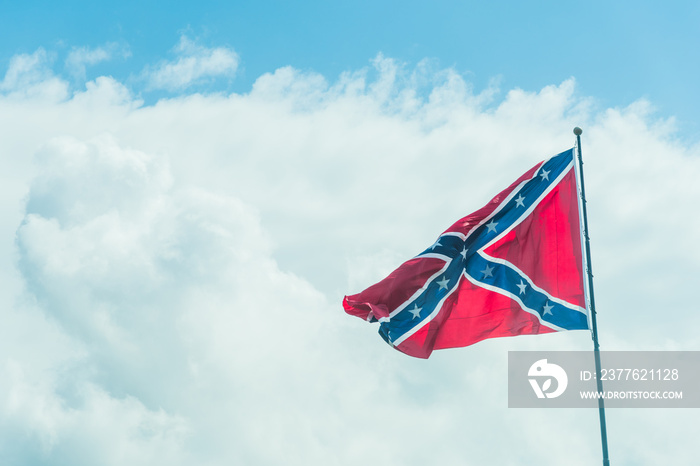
[573,127,583,136]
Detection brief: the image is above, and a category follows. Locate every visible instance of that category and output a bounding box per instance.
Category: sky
[1,2,699,465]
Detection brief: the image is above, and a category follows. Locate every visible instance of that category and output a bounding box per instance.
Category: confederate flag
[343,148,589,358]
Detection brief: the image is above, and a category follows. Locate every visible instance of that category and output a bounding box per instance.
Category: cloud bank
[1,42,699,465]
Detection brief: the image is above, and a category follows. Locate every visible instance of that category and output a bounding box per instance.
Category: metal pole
[573,127,610,466]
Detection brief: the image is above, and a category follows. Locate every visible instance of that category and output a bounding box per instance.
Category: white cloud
[143,35,239,91]
[3,361,191,463]
[0,48,68,101]
[65,42,131,80]
[0,47,699,465]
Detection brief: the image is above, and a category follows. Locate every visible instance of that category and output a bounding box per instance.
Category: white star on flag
[437,276,450,290]
[481,264,494,278]
[408,304,422,319]
[543,301,554,315]
[485,219,498,233]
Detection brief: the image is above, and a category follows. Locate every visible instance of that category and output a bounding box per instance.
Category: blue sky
[3,1,699,140]
[1,2,699,465]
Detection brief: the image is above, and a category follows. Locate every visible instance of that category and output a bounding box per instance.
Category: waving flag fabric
[343,148,590,358]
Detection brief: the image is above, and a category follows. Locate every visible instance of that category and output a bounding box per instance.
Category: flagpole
[573,127,610,466]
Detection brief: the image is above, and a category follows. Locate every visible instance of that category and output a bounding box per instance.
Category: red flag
[343,148,589,358]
